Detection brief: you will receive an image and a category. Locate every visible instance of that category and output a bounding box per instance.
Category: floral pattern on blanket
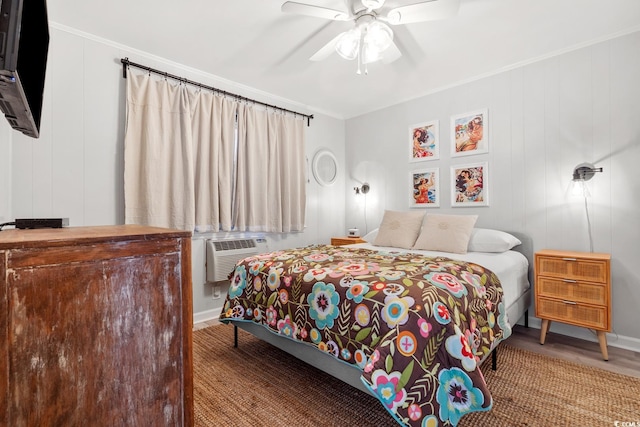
[220,245,511,427]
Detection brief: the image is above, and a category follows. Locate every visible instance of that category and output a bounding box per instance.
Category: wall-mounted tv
[0,0,50,139]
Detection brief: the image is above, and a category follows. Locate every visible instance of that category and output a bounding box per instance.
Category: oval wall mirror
[312,149,338,186]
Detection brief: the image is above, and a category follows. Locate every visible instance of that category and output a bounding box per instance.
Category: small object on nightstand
[331,236,366,246]
[534,249,611,360]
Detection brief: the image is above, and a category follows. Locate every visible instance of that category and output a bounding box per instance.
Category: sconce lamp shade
[570,162,603,197]
[354,182,370,195]
[573,163,602,181]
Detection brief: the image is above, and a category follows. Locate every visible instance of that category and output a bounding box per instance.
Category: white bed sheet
[348,243,530,311]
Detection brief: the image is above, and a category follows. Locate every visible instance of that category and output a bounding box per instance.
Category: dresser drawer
[536,255,608,283]
[537,277,607,305]
[536,297,608,330]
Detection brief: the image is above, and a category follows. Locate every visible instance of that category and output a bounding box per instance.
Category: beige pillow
[413,214,478,254]
[373,210,426,249]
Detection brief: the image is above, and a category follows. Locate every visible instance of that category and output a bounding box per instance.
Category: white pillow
[412,214,478,254]
[362,228,379,243]
[373,210,425,249]
[467,228,522,253]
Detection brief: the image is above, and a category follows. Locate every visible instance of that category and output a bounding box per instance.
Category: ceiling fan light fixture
[284,0,463,73]
[361,42,382,64]
[335,28,361,60]
[361,0,386,10]
[364,21,393,52]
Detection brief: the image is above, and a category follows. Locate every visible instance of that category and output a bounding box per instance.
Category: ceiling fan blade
[309,32,345,61]
[281,2,350,21]
[386,0,460,25]
[381,40,401,64]
[343,0,355,14]
[361,0,386,10]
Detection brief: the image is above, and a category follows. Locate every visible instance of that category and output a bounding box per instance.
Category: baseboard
[194,308,220,325]
[525,317,640,354]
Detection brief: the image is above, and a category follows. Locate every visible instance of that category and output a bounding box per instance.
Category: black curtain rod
[120,58,314,126]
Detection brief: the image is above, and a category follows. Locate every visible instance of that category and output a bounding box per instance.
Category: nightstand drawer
[536,297,608,330]
[536,255,608,283]
[537,277,607,305]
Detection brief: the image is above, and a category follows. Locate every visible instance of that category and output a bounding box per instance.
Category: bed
[219,213,532,427]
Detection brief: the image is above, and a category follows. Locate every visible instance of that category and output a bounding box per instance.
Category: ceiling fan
[281,0,461,74]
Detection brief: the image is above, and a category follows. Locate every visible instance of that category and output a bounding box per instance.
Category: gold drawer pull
[562,300,577,305]
[562,257,577,261]
[562,279,577,283]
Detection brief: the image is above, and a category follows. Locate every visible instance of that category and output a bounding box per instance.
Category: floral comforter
[219,245,512,427]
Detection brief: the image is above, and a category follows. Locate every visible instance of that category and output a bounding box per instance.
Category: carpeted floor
[193,324,640,426]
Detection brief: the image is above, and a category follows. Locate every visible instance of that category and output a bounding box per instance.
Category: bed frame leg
[491,347,497,371]
[525,310,529,328]
[234,325,238,348]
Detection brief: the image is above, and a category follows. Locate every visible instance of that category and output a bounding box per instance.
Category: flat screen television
[0,0,49,138]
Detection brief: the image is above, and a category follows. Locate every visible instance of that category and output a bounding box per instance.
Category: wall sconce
[570,163,603,197]
[354,182,370,195]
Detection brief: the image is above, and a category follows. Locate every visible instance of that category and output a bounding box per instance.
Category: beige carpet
[193,324,640,426]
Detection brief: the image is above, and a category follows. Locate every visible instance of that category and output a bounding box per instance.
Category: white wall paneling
[83,39,126,226]
[50,30,85,225]
[345,30,640,347]
[9,25,346,322]
[608,32,640,340]
[0,120,12,223]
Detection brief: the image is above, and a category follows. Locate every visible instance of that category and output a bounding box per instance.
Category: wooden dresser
[0,225,193,426]
[534,249,611,360]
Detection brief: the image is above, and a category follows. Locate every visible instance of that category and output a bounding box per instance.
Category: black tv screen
[0,0,50,138]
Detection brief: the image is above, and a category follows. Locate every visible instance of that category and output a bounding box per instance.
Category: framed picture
[451,162,489,207]
[409,120,439,162]
[451,109,488,157]
[411,168,440,208]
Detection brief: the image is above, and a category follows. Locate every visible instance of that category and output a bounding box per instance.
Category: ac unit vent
[213,239,256,252]
[205,238,267,283]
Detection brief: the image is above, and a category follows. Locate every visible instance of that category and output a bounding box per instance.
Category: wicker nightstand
[534,249,611,360]
[331,236,366,246]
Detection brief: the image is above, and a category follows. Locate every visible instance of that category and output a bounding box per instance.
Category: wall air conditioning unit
[205,238,267,282]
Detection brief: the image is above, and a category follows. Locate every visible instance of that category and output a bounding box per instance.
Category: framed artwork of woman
[410,168,440,208]
[409,120,439,162]
[451,109,488,157]
[451,162,489,207]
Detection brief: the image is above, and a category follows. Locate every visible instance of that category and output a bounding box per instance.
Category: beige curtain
[125,72,305,233]
[192,91,237,232]
[234,105,306,232]
[124,73,195,230]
